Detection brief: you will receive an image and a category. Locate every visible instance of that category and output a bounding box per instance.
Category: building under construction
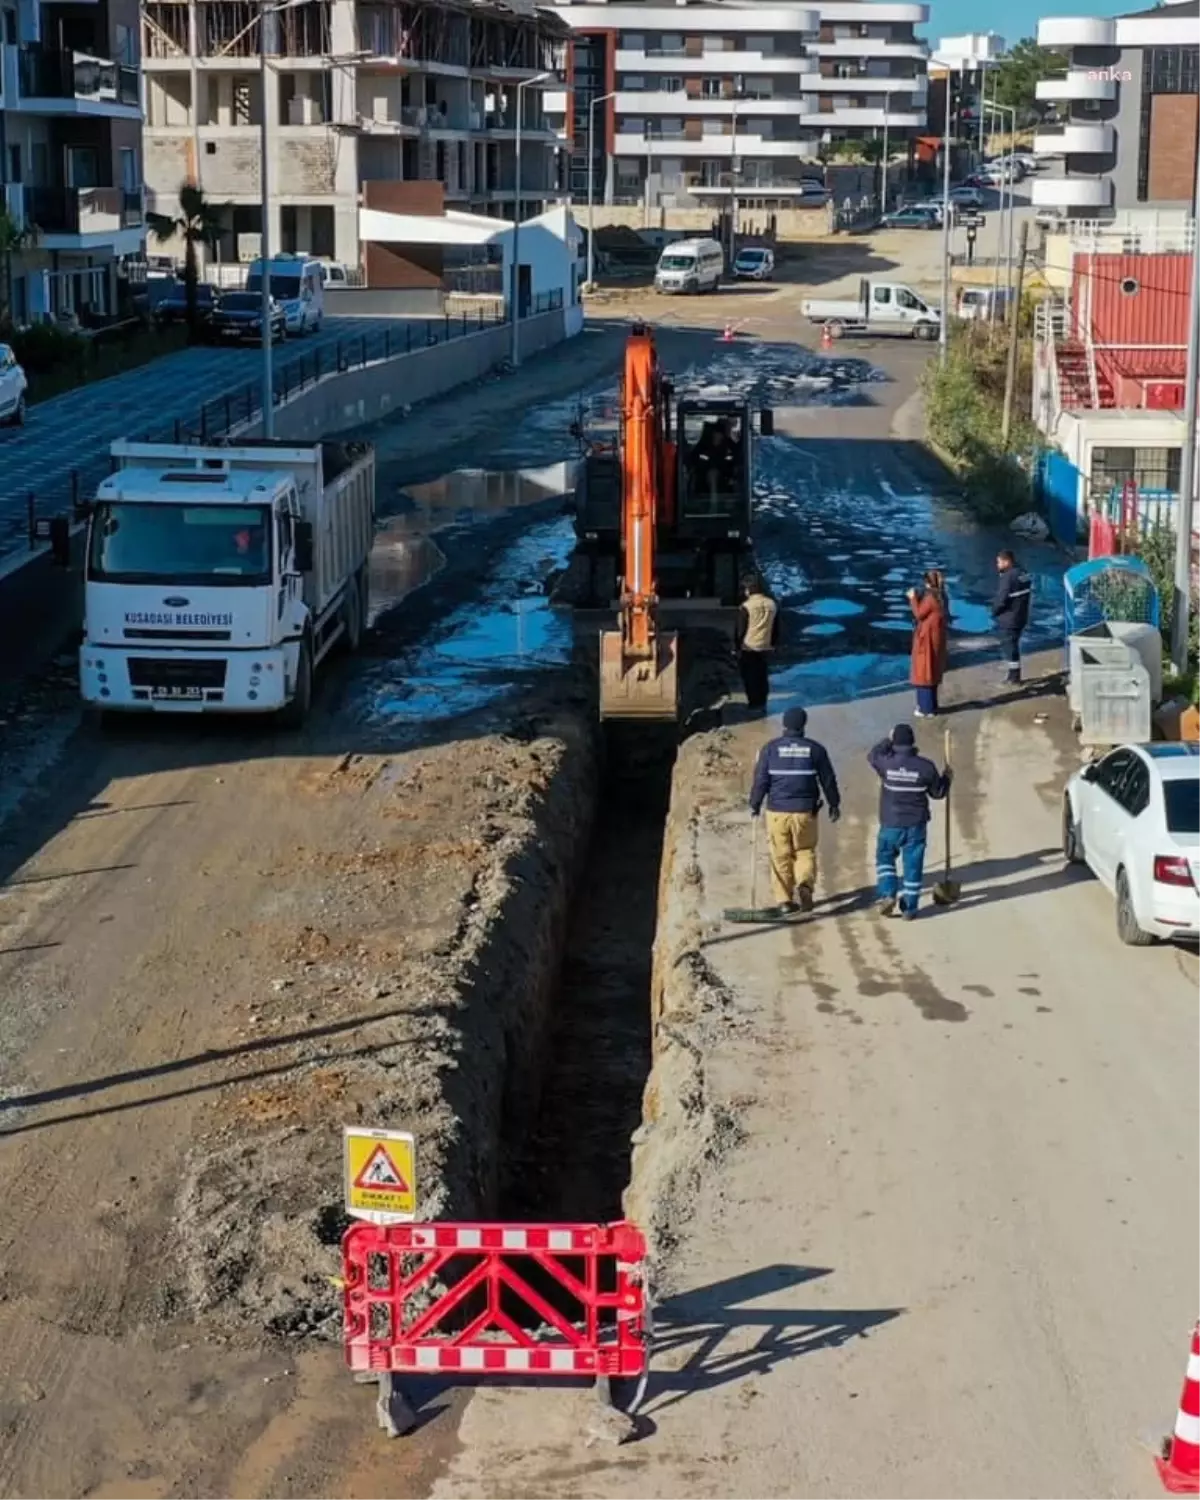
[141,0,569,269]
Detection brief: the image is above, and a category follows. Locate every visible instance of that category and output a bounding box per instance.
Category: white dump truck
[79,439,375,724]
[802,278,942,340]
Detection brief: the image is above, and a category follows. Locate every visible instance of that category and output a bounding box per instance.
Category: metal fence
[4,296,570,559]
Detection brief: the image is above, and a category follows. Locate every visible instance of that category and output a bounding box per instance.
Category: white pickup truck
[802,278,942,340]
[79,438,375,725]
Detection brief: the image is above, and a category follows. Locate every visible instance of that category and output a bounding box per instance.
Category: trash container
[1078,657,1152,748]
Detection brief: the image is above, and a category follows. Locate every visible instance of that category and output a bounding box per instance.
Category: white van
[654,238,724,295]
[245,254,324,336]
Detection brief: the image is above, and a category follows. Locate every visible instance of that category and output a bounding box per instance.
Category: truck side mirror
[759,409,774,436]
[294,520,315,574]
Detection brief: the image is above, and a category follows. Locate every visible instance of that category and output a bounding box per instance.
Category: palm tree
[147,183,224,342]
[0,207,37,328]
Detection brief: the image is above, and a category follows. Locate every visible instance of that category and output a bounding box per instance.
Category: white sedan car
[0,342,27,426]
[1063,743,1200,945]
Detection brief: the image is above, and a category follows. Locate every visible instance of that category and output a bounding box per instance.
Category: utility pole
[937,65,954,367]
[585,91,616,289]
[1169,148,1200,676]
[1001,217,1030,447]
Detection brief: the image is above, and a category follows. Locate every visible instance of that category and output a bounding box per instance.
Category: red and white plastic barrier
[342,1220,649,1381]
[1157,1324,1200,1493]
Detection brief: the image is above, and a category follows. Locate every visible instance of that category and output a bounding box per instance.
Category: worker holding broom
[749,707,842,916]
[867,724,952,919]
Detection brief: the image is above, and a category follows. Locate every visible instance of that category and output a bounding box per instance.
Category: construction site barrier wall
[236,307,571,443]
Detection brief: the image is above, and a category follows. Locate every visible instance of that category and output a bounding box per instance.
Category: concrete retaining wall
[237,307,569,442]
[577,203,833,242]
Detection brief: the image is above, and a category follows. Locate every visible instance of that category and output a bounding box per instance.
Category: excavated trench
[500,721,678,1227]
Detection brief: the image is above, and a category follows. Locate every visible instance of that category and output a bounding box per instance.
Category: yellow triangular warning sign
[352,1143,410,1194]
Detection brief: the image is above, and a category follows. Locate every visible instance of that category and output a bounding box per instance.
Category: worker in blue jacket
[867,724,951,919]
[749,706,841,915]
[991,549,1033,684]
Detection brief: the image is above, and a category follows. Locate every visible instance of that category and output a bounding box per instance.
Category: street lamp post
[1169,148,1200,675]
[259,0,275,436]
[938,64,955,366]
[585,89,616,289]
[510,69,553,369]
[729,75,744,262]
[984,100,1016,320]
[880,95,890,214]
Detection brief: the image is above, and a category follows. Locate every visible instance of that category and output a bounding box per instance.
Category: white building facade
[1032,0,1198,218]
[544,0,928,209]
[140,0,567,272]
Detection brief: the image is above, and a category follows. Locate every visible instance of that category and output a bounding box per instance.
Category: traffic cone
[1156,1324,1200,1493]
[720,323,735,343]
[820,323,834,349]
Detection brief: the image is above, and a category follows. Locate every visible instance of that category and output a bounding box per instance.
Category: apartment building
[1033,0,1198,217]
[1,0,145,322]
[141,0,567,272]
[543,0,928,209]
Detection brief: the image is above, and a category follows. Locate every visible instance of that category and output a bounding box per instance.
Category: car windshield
[221,293,260,311]
[737,251,767,263]
[660,254,696,271]
[1164,779,1199,834]
[246,274,302,298]
[88,503,272,586]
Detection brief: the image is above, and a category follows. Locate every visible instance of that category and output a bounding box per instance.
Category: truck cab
[79,440,374,719]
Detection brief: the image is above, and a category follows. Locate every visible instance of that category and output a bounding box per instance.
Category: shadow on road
[643,1264,904,1416]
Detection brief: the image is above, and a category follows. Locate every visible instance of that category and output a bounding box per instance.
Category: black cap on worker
[783,707,808,734]
[891,723,915,747]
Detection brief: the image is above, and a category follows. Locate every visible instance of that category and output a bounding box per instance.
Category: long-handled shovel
[723,816,783,923]
[931,727,962,907]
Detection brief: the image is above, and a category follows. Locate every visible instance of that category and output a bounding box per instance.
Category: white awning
[359,207,514,247]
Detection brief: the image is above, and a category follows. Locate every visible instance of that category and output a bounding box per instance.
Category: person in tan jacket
[736,574,779,717]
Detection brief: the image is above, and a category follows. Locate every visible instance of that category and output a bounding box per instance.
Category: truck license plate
[151,686,204,701]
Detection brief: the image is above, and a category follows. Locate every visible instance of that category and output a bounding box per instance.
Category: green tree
[0,207,37,328]
[147,183,225,342]
[990,38,1068,125]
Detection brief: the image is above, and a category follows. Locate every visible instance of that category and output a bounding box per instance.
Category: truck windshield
[88,503,273,586]
[659,254,696,271]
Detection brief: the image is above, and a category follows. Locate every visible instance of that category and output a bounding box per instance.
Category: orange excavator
[598,323,680,720]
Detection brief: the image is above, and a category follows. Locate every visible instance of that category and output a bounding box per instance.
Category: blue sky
[920,0,1129,48]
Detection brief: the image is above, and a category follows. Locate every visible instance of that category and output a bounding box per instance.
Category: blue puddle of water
[362,515,575,730]
[801,597,867,619]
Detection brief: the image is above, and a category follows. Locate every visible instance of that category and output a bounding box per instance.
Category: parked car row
[151,254,326,343]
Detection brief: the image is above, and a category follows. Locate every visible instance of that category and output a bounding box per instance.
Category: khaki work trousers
[765,810,819,903]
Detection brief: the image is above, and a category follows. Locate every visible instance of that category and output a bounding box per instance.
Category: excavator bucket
[598,628,679,721]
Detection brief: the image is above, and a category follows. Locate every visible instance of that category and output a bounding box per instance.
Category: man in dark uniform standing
[991,549,1032,685]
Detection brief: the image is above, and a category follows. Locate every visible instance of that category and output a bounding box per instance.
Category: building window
[1090,446,1183,496]
[659,77,683,93]
[701,76,722,97]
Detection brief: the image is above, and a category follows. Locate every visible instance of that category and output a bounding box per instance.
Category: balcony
[1033,121,1114,156]
[614,49,816,75]
[1030,174,1113,209]
[23,185,145,243]
[615,92,810,115]
[1036,71,1117,103]
[12,46,140,115]
[1037,16,1116,47]
[813,38,929,58]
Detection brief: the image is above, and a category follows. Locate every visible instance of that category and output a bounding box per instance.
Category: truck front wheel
[279,638,313,729]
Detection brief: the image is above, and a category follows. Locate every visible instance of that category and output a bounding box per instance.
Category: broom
[931,727,961,906]
[723,816,785,923]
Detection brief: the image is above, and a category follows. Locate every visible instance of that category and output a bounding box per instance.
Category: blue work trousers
[876,824,928,914]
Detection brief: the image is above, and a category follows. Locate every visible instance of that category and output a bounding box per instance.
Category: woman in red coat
[907,569,949,718]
